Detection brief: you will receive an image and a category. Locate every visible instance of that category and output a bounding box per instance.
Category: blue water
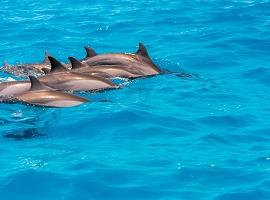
[1,0,270,199]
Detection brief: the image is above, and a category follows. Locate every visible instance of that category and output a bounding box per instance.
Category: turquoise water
[1,0,270,199]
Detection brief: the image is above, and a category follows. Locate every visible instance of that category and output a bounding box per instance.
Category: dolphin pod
[0,43,162,107]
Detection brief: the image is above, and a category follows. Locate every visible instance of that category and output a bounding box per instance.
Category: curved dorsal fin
[135,43,149,58]
[84,46,97,58]
[29,76,53,91]
[42,51,51,64]
[68,57,85,69]
[48,56,68,73]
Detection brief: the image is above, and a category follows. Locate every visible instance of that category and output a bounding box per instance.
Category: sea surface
[0,0,270,199]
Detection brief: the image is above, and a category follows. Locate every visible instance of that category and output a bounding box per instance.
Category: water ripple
[1,0,270,199]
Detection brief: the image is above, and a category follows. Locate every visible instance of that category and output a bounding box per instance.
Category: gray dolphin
[82,43,162,76]
[0,52,52,77]
[69,57,144,78]
[0,76,88,107]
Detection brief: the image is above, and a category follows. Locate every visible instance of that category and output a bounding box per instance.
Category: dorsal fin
[68,57,85,69]
[29,76,53,91]
[84,46,97,58]
[41,67,50,74]
[42,51,51,64]
[135,43,149,58]
[48,56,68,73]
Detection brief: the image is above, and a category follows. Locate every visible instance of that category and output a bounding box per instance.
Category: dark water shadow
[0,103,53,141]
[3,128,45,140]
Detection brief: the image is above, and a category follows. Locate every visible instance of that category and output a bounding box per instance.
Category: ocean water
[0,0,270,199]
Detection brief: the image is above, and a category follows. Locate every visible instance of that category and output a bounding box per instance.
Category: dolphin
[0,76,88,107]
[69,57,144,78]
[82,43,162,76]
[26,52,51,72]
[0,52,52,77]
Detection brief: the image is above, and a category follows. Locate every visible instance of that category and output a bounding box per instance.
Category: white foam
[0,77,16,82]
